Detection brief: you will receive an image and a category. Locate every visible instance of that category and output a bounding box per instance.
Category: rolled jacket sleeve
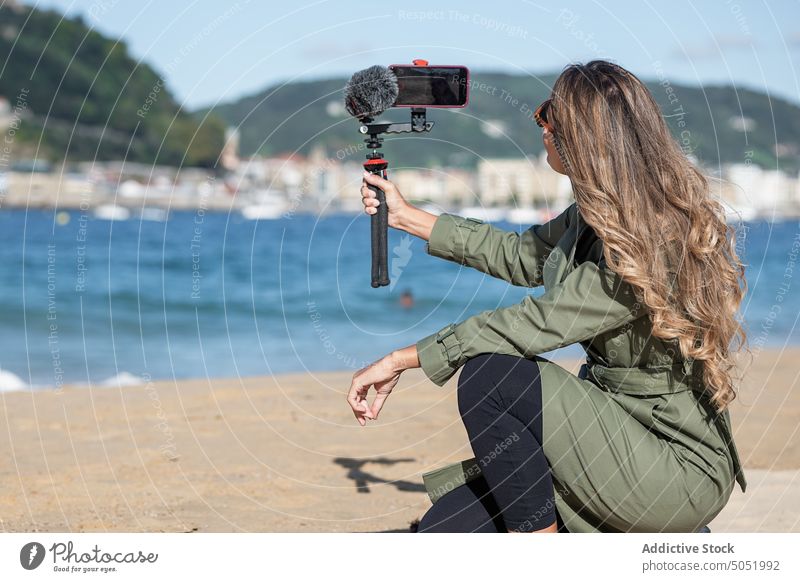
[416,260,647,386]
[425,205,573,287]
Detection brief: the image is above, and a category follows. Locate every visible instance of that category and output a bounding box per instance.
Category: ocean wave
[99,372,145,387]
[0,368,28,392]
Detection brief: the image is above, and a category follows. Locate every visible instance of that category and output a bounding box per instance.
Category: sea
[0,208,797,390]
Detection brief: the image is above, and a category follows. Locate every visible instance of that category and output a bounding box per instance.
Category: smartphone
[389,63,469,108]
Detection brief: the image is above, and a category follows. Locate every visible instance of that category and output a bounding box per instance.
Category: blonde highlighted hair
[549,60,748,412]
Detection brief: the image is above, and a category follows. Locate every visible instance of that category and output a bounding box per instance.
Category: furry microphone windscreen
[344,65,399,120]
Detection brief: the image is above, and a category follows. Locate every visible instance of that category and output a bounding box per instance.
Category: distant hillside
[0,4,225,167]
[203,71,800,172]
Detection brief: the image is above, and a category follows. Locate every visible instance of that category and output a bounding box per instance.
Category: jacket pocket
[421,458,483,504]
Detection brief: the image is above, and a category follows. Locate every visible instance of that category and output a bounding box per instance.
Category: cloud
[670,34,756,61]
[300,41,374,60]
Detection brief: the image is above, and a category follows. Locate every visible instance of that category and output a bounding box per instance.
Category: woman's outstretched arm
[361,171,573,287]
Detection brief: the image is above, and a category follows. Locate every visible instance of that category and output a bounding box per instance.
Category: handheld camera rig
[361,109,434,287]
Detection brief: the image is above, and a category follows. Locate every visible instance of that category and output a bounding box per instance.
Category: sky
[21,0,800,110]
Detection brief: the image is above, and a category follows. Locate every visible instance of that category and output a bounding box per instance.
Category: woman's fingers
[361,182,381,215]
[347,388,367,426]
[347,356,400,425]
[363,171,392,192]
[346,376,365,425]
[361,183,376,198]
[347,372,375,426]
[368,390,389,419]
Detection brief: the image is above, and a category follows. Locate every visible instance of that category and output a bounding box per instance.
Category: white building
[390,167,476,209]
[477,152,572,208]
[724,163,799,218]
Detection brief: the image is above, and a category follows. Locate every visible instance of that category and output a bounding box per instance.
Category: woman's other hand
[347,345,420,426]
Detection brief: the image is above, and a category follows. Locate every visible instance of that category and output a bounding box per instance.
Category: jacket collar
[554,206,589,284]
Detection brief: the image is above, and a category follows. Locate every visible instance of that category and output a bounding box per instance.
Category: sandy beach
[1,347,798,533]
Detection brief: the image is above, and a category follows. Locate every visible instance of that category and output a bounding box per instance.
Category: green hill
[0,3,225,167]
[204,71,800,172]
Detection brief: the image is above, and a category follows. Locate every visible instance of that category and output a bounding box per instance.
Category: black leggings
[418,353,566,533]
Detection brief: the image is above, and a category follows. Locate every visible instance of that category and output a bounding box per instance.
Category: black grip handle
[369,183,390,287]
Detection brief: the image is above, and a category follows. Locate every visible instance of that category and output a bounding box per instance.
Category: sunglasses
[534,98,554,132]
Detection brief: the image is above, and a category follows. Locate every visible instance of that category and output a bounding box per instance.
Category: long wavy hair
[547,60,748,412]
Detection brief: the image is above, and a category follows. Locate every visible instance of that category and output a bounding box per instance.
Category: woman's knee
[457,354,541,415]
[457,354,499,417]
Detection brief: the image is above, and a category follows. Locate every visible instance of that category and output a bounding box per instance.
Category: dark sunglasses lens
[534,100,551,128]
[540,100,550,123]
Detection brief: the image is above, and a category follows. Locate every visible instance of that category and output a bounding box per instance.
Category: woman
[346,60,748,533]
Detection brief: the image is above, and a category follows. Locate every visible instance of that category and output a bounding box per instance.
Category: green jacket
[415,202,746,531]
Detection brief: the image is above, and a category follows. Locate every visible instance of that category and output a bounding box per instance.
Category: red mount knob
[412,59,428,66]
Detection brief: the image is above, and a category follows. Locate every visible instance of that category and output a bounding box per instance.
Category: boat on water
[506,207,542,225]
[241,202,287,220]
[457,206,507,222]
[418,203,444,216]
[94,204,131,221]
[240,190,289,220]
[725,206,758,223]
